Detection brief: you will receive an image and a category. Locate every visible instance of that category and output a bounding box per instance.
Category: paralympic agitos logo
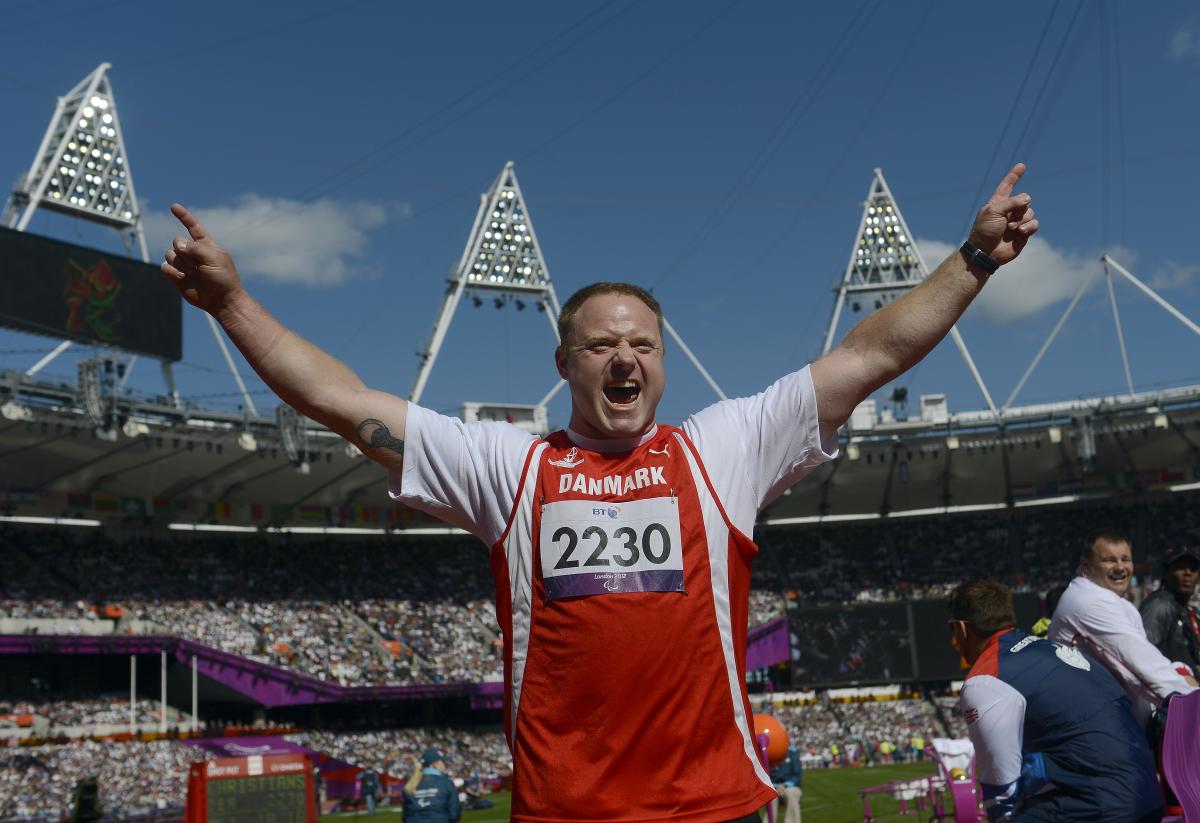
[63,257,122,342]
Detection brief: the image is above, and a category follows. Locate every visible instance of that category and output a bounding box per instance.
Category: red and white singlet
[491,425,777,822]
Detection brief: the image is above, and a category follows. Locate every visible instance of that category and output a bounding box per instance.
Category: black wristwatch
[959,241,999,275]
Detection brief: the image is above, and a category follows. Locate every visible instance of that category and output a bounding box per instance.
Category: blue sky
[1,0,1199,430]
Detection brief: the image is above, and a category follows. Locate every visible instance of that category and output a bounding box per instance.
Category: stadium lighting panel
[823,168,997,418]
[410,161,563,405]
[4,64,142,232]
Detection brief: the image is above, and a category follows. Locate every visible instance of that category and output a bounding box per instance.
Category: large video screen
[790,604,914,686]
[0,225,181,361]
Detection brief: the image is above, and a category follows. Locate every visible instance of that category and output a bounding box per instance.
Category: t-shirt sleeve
[682,365,839,516]
[1080,597,1195,701]
[961,675,1026,821]
[387,403,536,545]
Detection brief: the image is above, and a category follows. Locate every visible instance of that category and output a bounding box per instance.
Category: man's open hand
[967,163,1039,266]
[160,203,245,315]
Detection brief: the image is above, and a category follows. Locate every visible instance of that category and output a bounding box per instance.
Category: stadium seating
[3,492,1198,690]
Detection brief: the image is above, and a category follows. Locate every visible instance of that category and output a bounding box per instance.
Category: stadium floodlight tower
[1,63,179,404]
[410,161,563,409]
[823,169,998,419]
[412,161,728,422]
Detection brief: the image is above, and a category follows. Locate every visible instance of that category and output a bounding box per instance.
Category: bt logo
[592,506,620,519]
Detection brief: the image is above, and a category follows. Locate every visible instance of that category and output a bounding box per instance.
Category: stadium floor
[319,763,942,823]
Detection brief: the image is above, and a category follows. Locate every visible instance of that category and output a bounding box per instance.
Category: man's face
[1165,560,1199,596]
[555,292,665,440]
[1082,538,1134,597]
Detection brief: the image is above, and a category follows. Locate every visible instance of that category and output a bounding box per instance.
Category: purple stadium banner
[745,615,789,671]
[0,634,504,708]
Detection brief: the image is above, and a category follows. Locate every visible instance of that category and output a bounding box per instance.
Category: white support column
[1105,255,1200,339]
[160,649,167,733]
[1003,266,1101,412]
[207,314,258,416]
[117,355,137,392]
[26,340,73,377]
[191,655,199,734]
[948,326,998,420]
[410,279,466,405]
[822,289,848,356]
[161,361,181,408]
[539,379,567,408]
[129,654,136,736]
[663,317,727,401]
[1104,264,1135,396]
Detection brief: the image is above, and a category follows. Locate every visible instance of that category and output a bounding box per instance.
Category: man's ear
[555,345,568,380]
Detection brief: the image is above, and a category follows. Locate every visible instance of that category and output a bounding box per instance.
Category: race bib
[539,497,685,600]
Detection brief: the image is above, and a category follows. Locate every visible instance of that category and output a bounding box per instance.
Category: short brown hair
[557,282,664,347]
[948,580,1017,638]
[1083,528,1130,563]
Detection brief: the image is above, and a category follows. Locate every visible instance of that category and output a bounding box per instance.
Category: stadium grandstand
[3,12,1200,821]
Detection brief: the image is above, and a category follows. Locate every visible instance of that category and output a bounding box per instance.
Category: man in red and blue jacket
[949,580,1161,822]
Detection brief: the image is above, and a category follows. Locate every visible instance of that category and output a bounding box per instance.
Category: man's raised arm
[811,163,1039,440]
[160,204,408,470]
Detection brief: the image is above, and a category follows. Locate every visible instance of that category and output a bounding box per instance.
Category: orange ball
[752,713,789,765]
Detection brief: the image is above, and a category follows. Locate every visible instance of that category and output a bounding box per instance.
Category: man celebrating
[950,580,1161,822]
[162,165,1037,822]
[1050,529,1197,728]
[1140,545,1200,679]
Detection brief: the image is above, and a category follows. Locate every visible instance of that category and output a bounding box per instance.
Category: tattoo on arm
[356,418,404,456]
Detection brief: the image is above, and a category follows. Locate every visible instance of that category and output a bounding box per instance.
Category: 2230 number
[551,523,672,570]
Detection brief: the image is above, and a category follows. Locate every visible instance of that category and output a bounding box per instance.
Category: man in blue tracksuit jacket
[949,580,1161,822]
[402,748,461,823]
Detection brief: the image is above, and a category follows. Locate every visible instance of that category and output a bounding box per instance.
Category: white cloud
[144,194,408,287]
[1168,23,1198,61]
[917,237,1126,324]
[1149,261,1200,292]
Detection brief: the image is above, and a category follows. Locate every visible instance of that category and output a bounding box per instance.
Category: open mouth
[604,382,640,406]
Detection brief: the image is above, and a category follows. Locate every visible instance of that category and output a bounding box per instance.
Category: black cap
[1163,546,1200,569]
[421,747,447,767]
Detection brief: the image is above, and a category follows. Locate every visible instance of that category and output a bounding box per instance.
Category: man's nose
[612,342,636,365]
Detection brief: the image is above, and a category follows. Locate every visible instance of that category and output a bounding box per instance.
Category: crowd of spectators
[0,691,962,819]
[0,726,512,820]
[0,739,207,822]
[0,696,177,729]
[288,727,512,779]
[3,493,1199,688]
[769,696,944,769]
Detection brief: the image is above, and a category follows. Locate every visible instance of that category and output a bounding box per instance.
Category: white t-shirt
[390,366,837,541]
[1049,574,1196,727]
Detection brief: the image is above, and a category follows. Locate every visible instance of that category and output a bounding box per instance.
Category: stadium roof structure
[3,371,1200,530]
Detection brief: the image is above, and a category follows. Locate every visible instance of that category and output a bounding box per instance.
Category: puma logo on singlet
[547,447,585,468]
[648,444,670,457]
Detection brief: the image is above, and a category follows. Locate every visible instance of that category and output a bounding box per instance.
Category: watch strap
[960,241,1000,275]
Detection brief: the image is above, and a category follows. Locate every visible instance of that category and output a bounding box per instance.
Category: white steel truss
[4,63,146,251]
[411,161,727,409]
[823,168,997,417]
[1003,254,1200,413]
[410,161,563,405]
[1,64,185,408]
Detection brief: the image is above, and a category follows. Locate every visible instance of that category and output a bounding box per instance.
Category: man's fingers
[1007,207,1035,229]
[991,162,1027,200]
[1018,218,1039,235]
[993,193,1031,217]
[170,202,210,242]
[160,261,185,280]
